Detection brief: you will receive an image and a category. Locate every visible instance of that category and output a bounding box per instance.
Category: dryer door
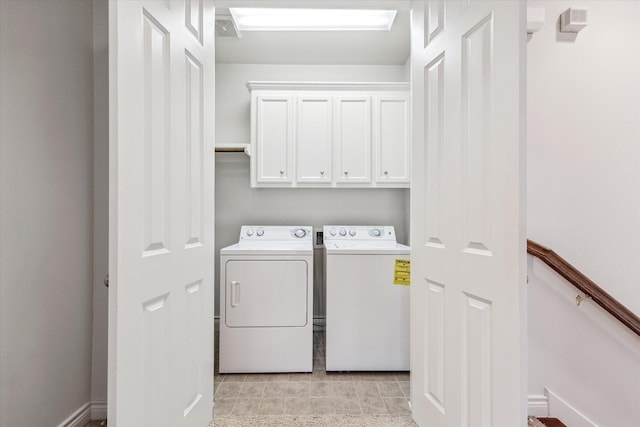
[224,260,309,327]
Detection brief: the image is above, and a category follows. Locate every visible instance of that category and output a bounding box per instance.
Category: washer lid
[324,241,410,255]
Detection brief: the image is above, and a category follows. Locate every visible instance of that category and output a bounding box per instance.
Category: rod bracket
[576,294,591,306]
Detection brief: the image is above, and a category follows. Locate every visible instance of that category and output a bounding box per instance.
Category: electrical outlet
[316,231,324,246]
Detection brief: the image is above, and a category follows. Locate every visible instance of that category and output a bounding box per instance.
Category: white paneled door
[410,1,526,426]
[108,0,215,425]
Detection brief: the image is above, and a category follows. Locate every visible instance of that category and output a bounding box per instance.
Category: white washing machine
[219,225,313,373]
[324,225,410,371]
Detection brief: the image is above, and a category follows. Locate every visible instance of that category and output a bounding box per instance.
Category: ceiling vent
[216,15,241,38]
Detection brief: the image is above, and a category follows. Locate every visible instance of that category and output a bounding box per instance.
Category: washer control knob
[294,229,307,238]
[246,229,254,236]
[339,229,347,236]
[349,230,356,236]
[330,230,336,236]
[256,230,264,237]
[372,229,381,237]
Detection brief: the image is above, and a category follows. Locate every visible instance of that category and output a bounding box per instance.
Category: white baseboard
[58,402,91,427]
[91,400,108,421]
[527,394,549,417]
[546,388,599,427]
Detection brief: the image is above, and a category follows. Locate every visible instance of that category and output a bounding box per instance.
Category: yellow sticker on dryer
[394,259,410,286]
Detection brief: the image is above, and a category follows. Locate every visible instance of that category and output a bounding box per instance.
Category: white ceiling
[215,9,410,65]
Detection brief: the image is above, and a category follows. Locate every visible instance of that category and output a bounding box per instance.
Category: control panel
[323,225,397,241]
[239,226,313,242]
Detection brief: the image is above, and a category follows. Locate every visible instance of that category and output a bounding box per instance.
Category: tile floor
[214,332,411,417]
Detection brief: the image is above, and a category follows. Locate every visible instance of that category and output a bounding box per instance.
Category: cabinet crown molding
[246,81,410,92]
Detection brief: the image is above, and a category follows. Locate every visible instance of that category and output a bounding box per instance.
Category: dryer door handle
[230,281,240,307]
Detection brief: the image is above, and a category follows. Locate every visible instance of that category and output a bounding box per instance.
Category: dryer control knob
[372,229,381,237]
[330,230,336,236]
[295,229,307,238]
[339,229,347,236]
[246,229,254,236]
[256,230,264,236]
[349,230,356,236]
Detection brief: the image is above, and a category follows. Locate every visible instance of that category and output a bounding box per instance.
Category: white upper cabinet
[297,95,333,184]
[253,94,294,185]
[248,82,410,188]
[374,95,411,184]
[334,96,372,184]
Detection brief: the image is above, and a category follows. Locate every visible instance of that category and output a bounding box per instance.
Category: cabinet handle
[320,171,325,176]
[279,170,284,175]
[344,171,348,176]
[384,171,389,176]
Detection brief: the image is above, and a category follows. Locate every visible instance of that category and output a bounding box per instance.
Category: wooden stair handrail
[527,240,640,337]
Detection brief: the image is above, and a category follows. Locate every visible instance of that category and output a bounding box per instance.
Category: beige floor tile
[239,381,265,398]
[351,372,396,381]
[332,381,357,397]
[355,381,381,398]
[308,381,334,397]
[288,372,315,382]
[399,381,410,398]
[258,396,286,415]
[244,373,269,382]
[214,331,411,418]
[384,397,411,414]
[216,382,241,398]
[284,396,312,415]
[222,374,246,383]
[231,398,261,416]
[213,397,236,416]
[359,396,388,414]
[333,397,362,415]
[263,381,289,396]
[309,397,336,415]
[395,372,410,381]
[377,381,404,397]
[306,369,328,381]
[265,373,290,382]
[324,372,353,381]
[286,381,310,396]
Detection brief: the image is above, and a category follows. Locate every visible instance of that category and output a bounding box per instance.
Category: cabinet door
[254,95,294,184]
[296,95,332,184]
[374,95,410,185]
[334,96,371,184]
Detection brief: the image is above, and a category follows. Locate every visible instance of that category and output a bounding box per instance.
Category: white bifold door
[108,0,215,425]
[410,1,527,426]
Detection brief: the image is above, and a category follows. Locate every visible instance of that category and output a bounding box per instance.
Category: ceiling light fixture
[229,8,397,31]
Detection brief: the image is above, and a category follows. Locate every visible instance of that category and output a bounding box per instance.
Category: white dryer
[219,225,313,373]
[324,225,410,371]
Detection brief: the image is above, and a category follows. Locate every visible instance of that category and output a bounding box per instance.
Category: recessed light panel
[229,8,397,31]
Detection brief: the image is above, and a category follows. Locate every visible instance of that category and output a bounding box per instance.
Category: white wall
[528,257,640,426]
[527,1,640,424]
[528,0,640,313]
[215,64,409,319]
[0,0,95,425]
